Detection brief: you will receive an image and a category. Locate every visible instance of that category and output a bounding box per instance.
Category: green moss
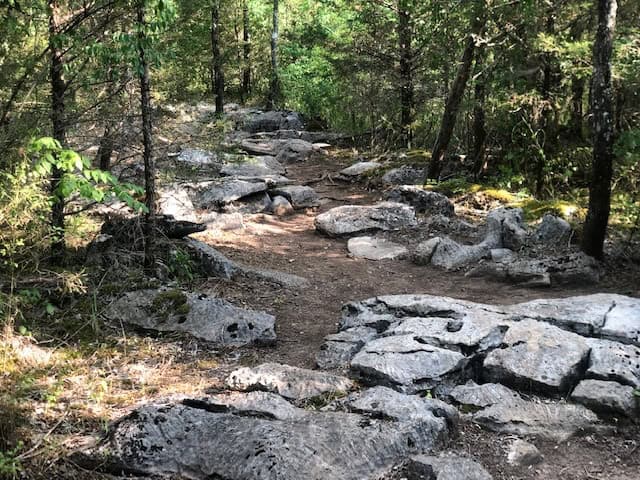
[151,289,190,317]
[516,198,584,222]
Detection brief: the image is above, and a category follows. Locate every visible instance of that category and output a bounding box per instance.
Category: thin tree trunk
[96,123,114,171]
[211,1,224,116]
[569,76,585,139]
[267,0,280,110]
[398,0,413,148]
[241,0,251,102]
[582,0,617,260]
[48,0,67,264]
[427,1,486,180]
[136,1,156,269]
[471,45,487,179]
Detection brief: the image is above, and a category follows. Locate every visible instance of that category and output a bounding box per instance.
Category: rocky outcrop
[106,288,276,346]
[315,202,417,236]
[339,161,381,179]
[384,187,455,217]
[241,110,305,133]
[269,185,320,208]
[381,166,425,185]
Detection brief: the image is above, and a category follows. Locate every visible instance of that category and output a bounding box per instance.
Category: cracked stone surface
[225,363,354,400]
[106,288,275,346]
[570,379,638,417]
[585,338,640,387]
[87,389,450,480]
[315,202,417,236]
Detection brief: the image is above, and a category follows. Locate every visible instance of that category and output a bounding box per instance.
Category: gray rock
[507,440,543,467]
[185,238,309,288]
[570,379,638,416]
[222,192,273,214]
[193,179,268,207]
[339,161,381,178]
[345,386,459,425]
[449,382,523,410]
[348,236,408,261]
[241,110,304,133]
[200,212,245,231]
[473,400,602,441]
[483,208,528,250]
[413,237,441,265]
[269,185,320,208]
[483,320,590,394]
[315,202,417,236]
[490,248,516,263]
[275,139,322,164]
[92,392,449,480]
[220,155,285,177]
[384,186,455,217]
[428,237,491,270]
[157,184,198,222]
[106,288,276,346]
[316,327,378,369]
[401,454,493,480]
[533,214,572,245]
[350,335,468,393]
[175,148,220,168]
[599,295,640,346]
[271,195,294,216]
[240,138,282,156]
[586,338,640,387]
[381,166,425,185]
[226,363,354,401]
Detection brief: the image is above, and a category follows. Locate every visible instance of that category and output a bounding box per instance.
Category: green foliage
[0,442,23,478]
[167,247,195,283]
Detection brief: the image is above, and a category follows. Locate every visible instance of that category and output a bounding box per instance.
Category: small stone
[271,196,294,216]
[570,379,638,417]
[507,440,543,467]
[347,236,408,260]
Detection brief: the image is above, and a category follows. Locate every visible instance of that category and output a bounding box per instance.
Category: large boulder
[585,338,640,387]
[315,202,417,236]
[384,186,455,217]
[269,185,320,208]
[533,214,573,246]
[87,390,450,480]
[423,237,491,270]
[275,139,324,164]
[241,110,304,133]
[192,178,268,208]
[483,320,590,394]
[381,166,425,185]
[570,379,638,417]
[106,288,276,346]
[225,363,354,401]
[482,207,528,251]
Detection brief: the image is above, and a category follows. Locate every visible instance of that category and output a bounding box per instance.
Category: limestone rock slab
[570,379,638,416]
[348,236,408,261]
[315,202,417,236]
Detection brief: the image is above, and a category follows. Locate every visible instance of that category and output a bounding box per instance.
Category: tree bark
[582,0,617,260]
[211,1,224,116]
[241,0,251,102]
[427,1,486,180]
[471,45,487,179]
[569,76,585,139]
[136,1,156,269]
[48,0,67,264]
[267,0,281,110]
[398,0,413,148]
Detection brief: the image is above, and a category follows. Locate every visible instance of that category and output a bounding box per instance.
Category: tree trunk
[136,2,156,269]
[398,0,413,148]
[471,45,487,179]
[428,1,486,180]
[569,76,585,139]
[241,0,251,102]
[267,0,281,110]
[48,0,66,264]
[582,0,617,260]
[96,123,114,171]
[211,1,224,116]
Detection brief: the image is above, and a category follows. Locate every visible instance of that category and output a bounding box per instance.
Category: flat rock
[348,236,408,260]
[158,184,198,222]
[586,338,640,387]
[570,379,638,416]
[226,363,354,400]
[397,454,493,480]
[315,202,417,236]
[483,320,590,394]
[106,288,275,346]
[269,185,320,208]
[473,400,602,441]
[384,186,455,217]
[200,212,245,231]
[316,326,378,369]
[175,148,220,168]
[220,155,285,177]
[89,391,449,480]
[339,161,381,178]
[193,178,268,207]
[241,110,304,133]
[240,138,282,156]
[185,238,309,288]
[275,139,322,164]
[381,166,425,185]
[350,335,468,393]
[449,382,523,410]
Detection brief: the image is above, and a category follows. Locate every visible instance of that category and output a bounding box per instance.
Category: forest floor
[3,105,640,480]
